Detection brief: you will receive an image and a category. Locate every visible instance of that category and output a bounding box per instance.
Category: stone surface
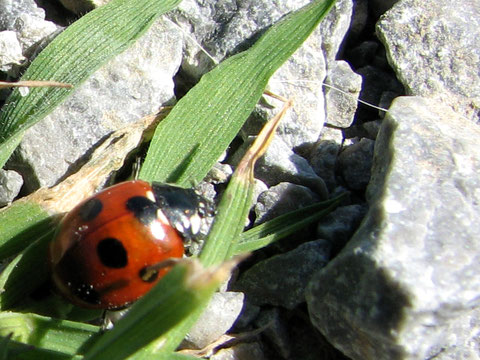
[0,31,25,73]
[254,182,321,225]
[324,60,362,128]
[9,18,183,191]
[309,138,341,192]
[337,138,375,191]
[0,0,59,52]
[316,204,367,254]
[235,240,330,309]
[254,308,291,358]
[183,291,245,350]
[254,137,328,199]
[377,0,480,122]
[307,96,480,360]
[0,169,23,206]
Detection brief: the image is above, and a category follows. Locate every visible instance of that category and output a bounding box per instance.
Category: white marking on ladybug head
[146,190,155,202]
[156,209,170,225]
[189,214,202,235]
[150,220,166,240]
[175,222,185,233]
[182,217,190,230]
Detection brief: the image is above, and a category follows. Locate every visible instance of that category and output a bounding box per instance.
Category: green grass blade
[234,193,348,254]
[0,230,53,311]
[0,0,182,168]
[139,0,337,185]
[0,339,78,360]
[0,202,52,261]
[0,312,99,356]
[83,259,233,360]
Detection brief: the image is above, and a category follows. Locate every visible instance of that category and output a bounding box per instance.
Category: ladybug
[48,180,213,310]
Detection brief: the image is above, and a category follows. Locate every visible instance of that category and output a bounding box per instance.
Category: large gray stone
[0,169,23,206]
[0,31,24,74]
[236,240,330,309]
[0,0,58,51]
[306,96,480,360]
[183,291,245,350]
[377,0,480,122]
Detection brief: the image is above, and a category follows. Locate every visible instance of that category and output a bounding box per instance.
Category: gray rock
[324,60,362,129]
[0,169,23,206]
[254,308,291,359]
[235,240,330,309]
[254,182,321,225]
[377,0,480,122]
[183,291,245,350]
[255,137,328,199]
[0,31,25,73]
[261,27,327,149]
[210,342,266,360]
[316,204,367,252]
[9,18,183,191]
[361,119,383,140]
[307,97,480,360]
[0,0,58,52]
[319,0,354,64]
[337,138,375,191]
[308,139,341,192]
[231,298,260,331]
[205,162,233,185]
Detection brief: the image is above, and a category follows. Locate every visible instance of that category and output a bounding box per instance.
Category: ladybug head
[151,183,215,242]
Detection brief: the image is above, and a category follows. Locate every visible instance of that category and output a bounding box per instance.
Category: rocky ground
[1,0,479,359]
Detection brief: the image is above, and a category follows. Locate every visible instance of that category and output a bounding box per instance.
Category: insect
[48,180,213,309]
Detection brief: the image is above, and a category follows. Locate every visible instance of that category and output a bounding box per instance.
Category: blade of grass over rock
[82,258,238,360]
[0,202,53,261]
[200,100,293,266]
[0,0,181,168]
[0,312,99,356]
[234,192,348,254]
[0,230,54,310]
[139,0,337,185]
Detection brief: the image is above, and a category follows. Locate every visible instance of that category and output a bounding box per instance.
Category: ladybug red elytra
[49,180,213,310]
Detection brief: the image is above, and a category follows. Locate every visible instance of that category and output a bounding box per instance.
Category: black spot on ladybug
[126,196,158,225]
[97,238,128,268]
[79,198,103,222]
[74,283,101,305]
[139,266,159,283]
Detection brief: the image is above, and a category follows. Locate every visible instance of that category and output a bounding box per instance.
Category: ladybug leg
[101,308,130,331]
[139,258,182,283]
